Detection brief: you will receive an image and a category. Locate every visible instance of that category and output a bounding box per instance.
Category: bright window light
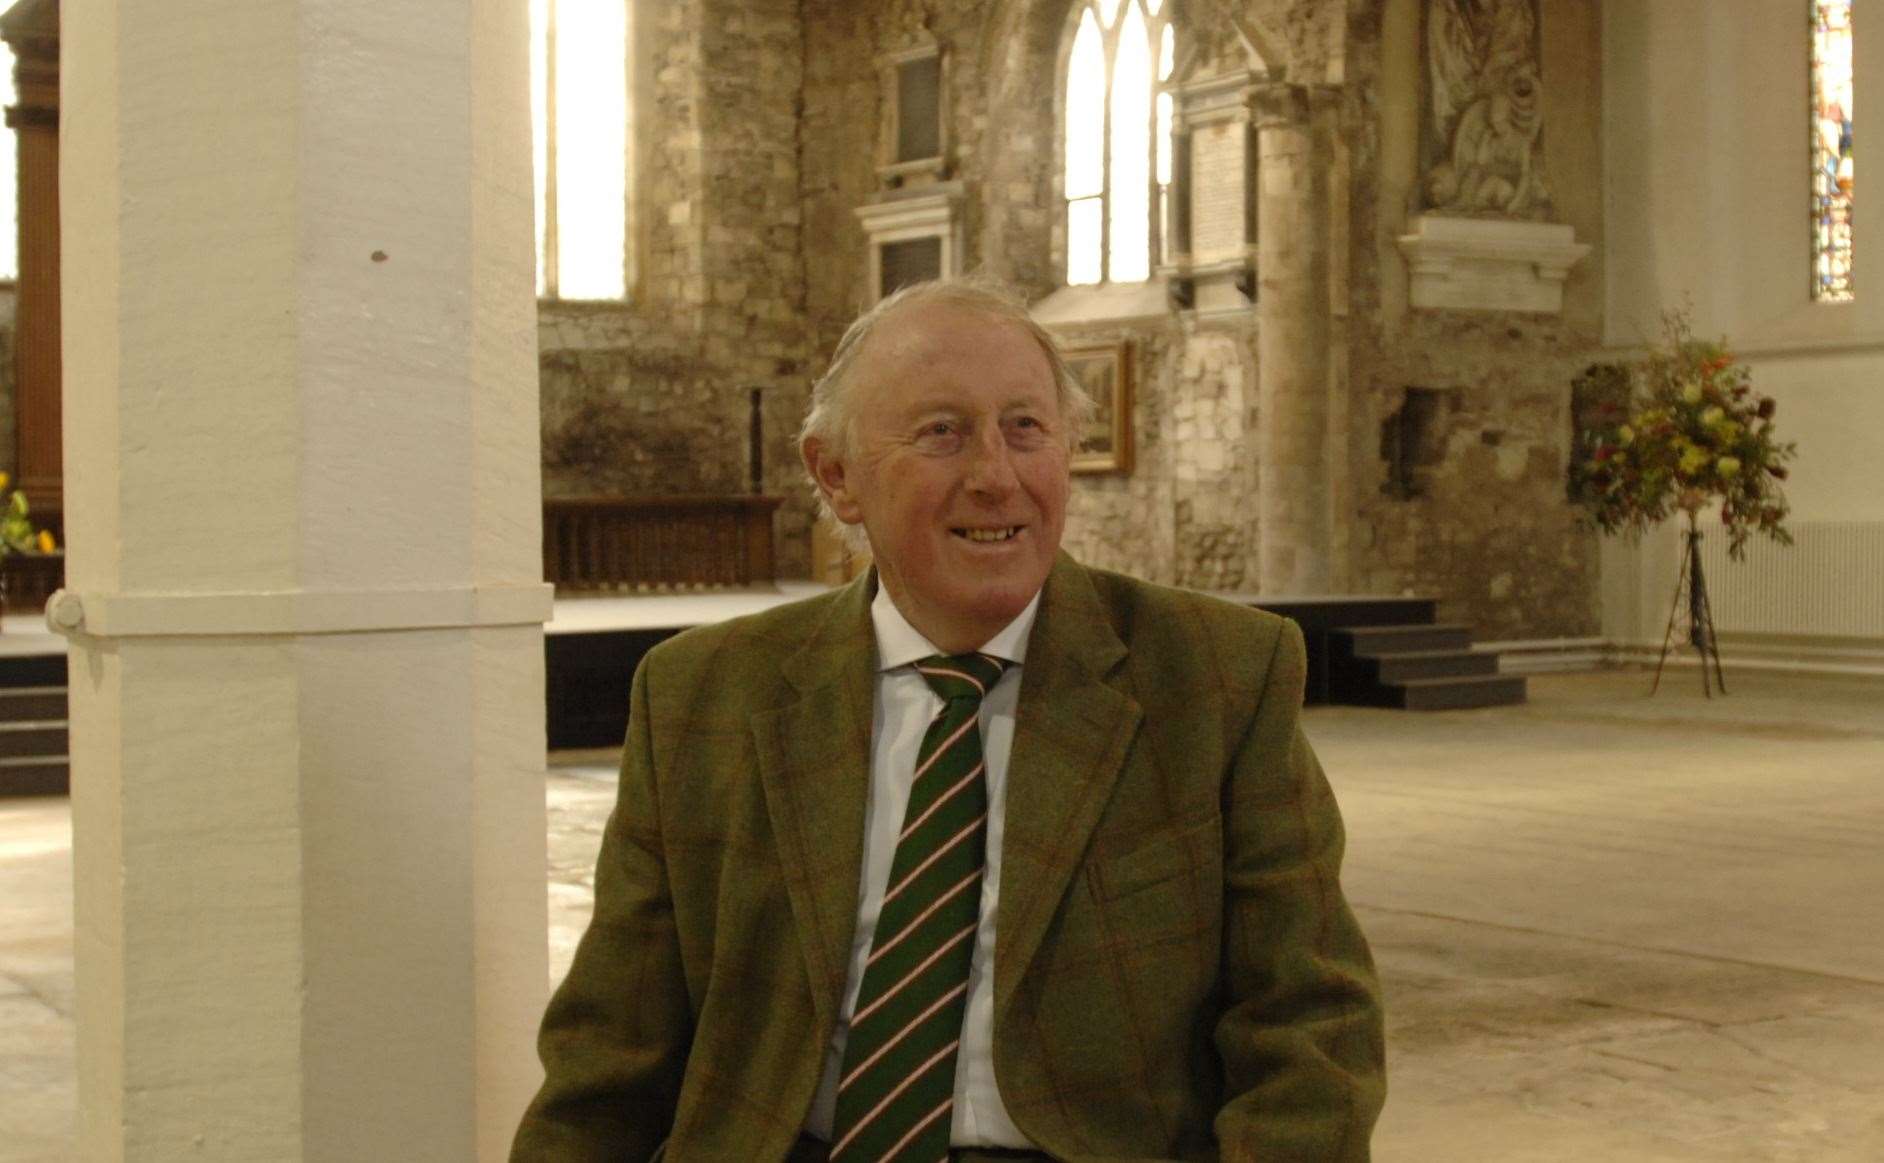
[1066,10,1105,201]
[533,0,630,301]
[1812,0,1854,302]
[1108,2,1152,282]
[1063,0,1175,286]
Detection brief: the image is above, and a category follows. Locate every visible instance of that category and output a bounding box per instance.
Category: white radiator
[1696,520,1884,639]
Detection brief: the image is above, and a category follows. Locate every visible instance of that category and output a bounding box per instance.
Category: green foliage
[0,489,35,556]
[1568,312,1797,561]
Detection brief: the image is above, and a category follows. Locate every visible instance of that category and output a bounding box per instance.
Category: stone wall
[793,0,1605,636]
[1342,0,1606,638]
[538,0,816,576]
[0,0,1610,631]
[1053,319,1264,591]
[800,0,1261,592]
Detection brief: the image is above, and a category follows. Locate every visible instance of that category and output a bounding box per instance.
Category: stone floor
[4,668,1882,1160]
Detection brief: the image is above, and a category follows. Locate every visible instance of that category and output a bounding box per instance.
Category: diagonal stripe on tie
[830,651,1009,1161]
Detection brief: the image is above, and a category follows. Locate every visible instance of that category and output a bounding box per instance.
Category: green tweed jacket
[512,555,1385,1161]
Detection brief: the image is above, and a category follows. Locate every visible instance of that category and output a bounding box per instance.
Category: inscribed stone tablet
[1190,121,1247,263]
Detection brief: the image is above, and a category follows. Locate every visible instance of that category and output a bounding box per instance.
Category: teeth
[962,527,1018,542]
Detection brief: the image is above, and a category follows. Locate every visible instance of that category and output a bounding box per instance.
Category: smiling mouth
[953,526,1022,543]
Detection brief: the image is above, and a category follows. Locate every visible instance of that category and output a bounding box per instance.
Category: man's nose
[963,429,1019,496]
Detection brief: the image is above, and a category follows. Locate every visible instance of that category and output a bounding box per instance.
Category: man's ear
[802,436,865,526]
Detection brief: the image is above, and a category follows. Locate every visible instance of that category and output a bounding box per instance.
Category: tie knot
[914,652,1009,703]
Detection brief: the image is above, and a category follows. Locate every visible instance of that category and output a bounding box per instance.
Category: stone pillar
[57,2,550,1159]
[1255,83,1336,594]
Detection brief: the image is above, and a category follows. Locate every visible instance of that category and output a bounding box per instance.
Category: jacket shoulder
[1079,564,1293,645]
[636,584,852,693]
[1074,563,1301,703]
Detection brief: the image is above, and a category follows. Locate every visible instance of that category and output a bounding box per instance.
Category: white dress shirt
[801,583,1041,1148]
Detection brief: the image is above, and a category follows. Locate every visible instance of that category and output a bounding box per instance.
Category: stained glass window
[1064,0,1178,286]
[532,0,632,300]
[1812,0,1853,302]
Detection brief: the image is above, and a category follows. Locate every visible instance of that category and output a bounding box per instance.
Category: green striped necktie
[828,651,1011,1161]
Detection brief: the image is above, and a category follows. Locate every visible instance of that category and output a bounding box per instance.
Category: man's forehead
[854,304,1055,397]
[866,301,1028,356]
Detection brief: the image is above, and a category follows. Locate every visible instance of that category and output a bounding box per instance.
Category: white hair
[798,278,1094,549]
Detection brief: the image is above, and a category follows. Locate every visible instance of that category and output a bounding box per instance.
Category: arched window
[531,0,632,301]
[1064,0,1176,286]
[1812,0,1854,302]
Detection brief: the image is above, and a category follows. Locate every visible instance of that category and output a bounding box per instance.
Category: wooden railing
[544,496,783,591]
[0,550,63,613]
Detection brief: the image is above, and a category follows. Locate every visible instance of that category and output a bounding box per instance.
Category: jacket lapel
[750,570,877,1036]
[748,558,1145,1036]
[994,555,1142,1021]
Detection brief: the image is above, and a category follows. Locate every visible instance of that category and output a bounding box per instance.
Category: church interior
[1,0,1882,1158]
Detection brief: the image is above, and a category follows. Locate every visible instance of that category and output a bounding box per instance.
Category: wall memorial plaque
[1189,119,1247,265]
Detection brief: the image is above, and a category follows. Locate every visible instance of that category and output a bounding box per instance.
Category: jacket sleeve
[511,655,692,1162]
[1212,620,1386,1161]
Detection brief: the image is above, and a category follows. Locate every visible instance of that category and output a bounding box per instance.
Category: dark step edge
[1333,622,1476,636]
[1338,632,1476,655]
[0,685,67,696]
[1391,673,1528,689]
[0,758,70,796]
[1370,660,1501,683]
[1402,690,1528,712]
[0,719,68,731]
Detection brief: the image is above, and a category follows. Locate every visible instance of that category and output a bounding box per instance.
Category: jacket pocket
[1092,815,1220,902]
[1089,816,1222,954]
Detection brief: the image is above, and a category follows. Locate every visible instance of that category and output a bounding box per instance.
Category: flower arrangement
[1568,313,1796,560]
[0,472,57,557]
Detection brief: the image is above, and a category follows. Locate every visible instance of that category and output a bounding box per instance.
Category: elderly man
[512,281,1385,1161]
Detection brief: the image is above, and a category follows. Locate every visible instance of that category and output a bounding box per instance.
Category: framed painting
[1063,339,1134,474]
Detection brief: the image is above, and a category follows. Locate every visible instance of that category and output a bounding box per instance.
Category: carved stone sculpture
[1421,0,1551,219]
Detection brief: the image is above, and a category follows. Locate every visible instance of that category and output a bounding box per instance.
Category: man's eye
[1008,416,1050,442]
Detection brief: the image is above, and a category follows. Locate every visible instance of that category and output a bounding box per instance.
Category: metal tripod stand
[1651,517,1727,697]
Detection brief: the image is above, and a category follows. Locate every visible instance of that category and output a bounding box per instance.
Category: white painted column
[57,2,549,1159]
[1255,82,1336,594]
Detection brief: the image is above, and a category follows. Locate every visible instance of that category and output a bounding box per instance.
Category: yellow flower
[0,471,10,492]
[1701,406,1725,426]
[1617,425,1635,445]
[1681,381,1704,404]
[1680,448,1711,475]
[35,529,55,554]
[1717,456,1741,478]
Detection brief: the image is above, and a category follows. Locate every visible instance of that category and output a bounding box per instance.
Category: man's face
[806,303,1072,652]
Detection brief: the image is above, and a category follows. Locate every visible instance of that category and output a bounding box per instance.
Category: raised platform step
[0,720,69,758]
[0,754,67,796]
[1354,648,1500,683]
[0,685,66,721]
[1333,623,1476,655]
[1340,671,1528,711]
[1394,673,1528,711]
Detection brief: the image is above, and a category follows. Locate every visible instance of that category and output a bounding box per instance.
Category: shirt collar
[871,580,1042,673]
